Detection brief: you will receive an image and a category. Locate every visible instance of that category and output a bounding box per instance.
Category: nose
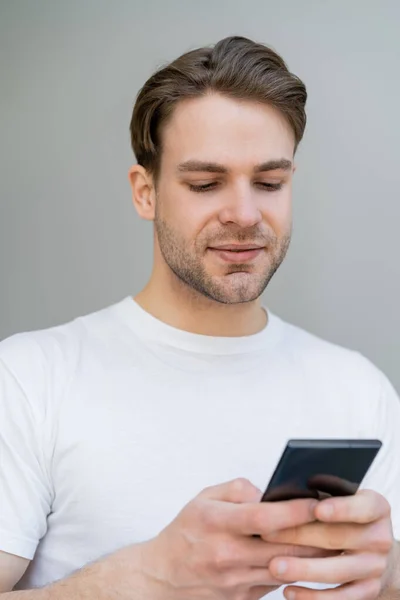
[218,184,262,228]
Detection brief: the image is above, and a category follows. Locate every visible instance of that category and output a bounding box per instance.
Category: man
[0,36,399,600]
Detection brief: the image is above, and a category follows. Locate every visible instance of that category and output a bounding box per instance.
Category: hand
[137,478,335,600]
[263,489,397,600]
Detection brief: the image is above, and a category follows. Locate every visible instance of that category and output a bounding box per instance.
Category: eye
[188,182,219,193]
[188,181,283,193]
[256,182,283,191]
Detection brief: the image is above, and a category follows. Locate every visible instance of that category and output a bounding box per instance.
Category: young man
[0,36,399,600]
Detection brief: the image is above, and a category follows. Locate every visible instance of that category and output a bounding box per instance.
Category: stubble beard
[154,213,292,305]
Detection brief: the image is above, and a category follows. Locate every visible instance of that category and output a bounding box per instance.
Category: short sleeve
[0,335,54,560]
[360,370,400,541]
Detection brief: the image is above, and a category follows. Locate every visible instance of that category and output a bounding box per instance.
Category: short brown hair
[130,36,307,180]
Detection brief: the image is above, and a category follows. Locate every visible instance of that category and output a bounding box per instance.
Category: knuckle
[362,506,378,524]
[381,496,392,516]
[377,536,393,554]
[229,478,261,506]
[375,494,391,518]
[377,534,393,554]
[372,522,394,553]
[213,540,237,571]
[373,555,389,577]
[188,498,218,532]
[288,526,302,545]
[231,477,253,494]
[365,578,383,600]
[325,537,338,551]
[251,506,271,535]
[200,504,220,531]
[198,483,218,499]
[362,491,391,522]
[326,527,344,550]
[218,570,241,589]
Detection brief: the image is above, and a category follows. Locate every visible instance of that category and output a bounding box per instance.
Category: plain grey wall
[1,0,399,390]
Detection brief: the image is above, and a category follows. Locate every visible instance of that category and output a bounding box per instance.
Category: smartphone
[260,439,382,502]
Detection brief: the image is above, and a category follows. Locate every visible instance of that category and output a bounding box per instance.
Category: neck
[134,269,268,338]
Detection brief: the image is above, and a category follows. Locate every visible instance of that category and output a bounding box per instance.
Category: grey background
[1,0,399,390]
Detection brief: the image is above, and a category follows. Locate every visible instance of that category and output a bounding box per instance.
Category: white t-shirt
[1,297,399,596]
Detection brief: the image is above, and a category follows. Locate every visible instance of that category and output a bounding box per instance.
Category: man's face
[154,93,295,304]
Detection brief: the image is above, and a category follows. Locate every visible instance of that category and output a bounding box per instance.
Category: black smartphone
[260,439,382,502]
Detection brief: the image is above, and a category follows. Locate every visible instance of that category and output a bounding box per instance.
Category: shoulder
[273,314,394,404]
[0,300,125,412]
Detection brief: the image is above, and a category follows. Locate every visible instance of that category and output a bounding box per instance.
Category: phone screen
[261,439,382,502]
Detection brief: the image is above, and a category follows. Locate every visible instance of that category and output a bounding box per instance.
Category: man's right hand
[130,477,335,600]
[12,478,335,600]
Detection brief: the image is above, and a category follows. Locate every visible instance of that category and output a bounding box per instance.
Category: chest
[50,363,363,546]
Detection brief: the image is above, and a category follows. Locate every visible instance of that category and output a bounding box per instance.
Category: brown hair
[130,36,307,181]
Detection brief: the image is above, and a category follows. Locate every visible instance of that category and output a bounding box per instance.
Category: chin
[210,294,262,305]
[206,281,265,305]
[225,296,261,305]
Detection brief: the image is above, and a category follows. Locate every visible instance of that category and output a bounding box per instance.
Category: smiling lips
[208,244,265,262]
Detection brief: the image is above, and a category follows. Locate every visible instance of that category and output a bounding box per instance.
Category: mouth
[208,244,265,263]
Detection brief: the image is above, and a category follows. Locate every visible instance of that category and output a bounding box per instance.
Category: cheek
[169,198,214,241]
[160,181,211,225]
[262,192,292,234]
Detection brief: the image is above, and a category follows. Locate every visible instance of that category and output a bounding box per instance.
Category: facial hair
[155,211,292,305]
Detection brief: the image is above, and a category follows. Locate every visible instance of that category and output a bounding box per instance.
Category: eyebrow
[177,158,293,174]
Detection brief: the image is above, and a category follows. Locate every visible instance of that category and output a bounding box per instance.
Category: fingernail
[286,590,296,600]
[276,560,288,575]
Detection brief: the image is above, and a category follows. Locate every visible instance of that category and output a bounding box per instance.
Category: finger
[226,565,294,588]
[315,489,391,524]
[240,538,338,567]
[264,519,393,552]
[268,553,386,584]
[199,478,262,503]
[261,483,319,502]
[233,567,283,587]
[264,522,363,549]
[307,474,358,496]
[283,579,381,600]
[231,499,318,537]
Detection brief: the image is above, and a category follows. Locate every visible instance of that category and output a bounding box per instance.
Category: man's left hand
[263,490,399,600]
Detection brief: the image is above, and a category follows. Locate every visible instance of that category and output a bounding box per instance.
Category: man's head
[129,36,307,305]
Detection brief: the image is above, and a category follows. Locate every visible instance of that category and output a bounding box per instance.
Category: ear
[128,164,156,221]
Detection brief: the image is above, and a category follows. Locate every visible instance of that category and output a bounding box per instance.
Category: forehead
[160,94,295,169]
